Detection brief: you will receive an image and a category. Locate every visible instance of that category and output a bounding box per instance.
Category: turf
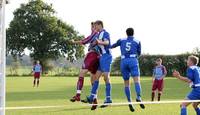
[6,76,196,115]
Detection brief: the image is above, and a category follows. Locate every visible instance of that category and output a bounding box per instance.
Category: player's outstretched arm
[110,39,121,49]
[172,70,192,83]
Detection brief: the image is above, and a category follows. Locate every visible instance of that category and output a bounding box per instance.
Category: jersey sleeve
[111,39,121,48]
[103,32,110,41]
[162,66,167,76]
[137,42,141,56]
[81,32,96,45]
[186,68,194,81]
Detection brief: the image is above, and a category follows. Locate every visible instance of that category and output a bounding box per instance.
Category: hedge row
[111,53,200,76]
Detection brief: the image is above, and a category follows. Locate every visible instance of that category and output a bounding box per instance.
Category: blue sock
[195,108,200,115]
[134,82,141,100]
[181,107,187,115]
[125,86,131,102]
[89,80,99,100]
[106,83,111,101]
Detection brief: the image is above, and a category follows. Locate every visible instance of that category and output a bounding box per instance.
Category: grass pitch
[6,76,196,115]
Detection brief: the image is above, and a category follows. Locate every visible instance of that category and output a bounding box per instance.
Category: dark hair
[126,28,134,36]
[91,22,94,25]
[95,20,103,28]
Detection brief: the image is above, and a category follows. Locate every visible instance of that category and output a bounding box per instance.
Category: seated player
[151,58,167,101]
[70,22,100,102]
[111,27,145,112]
[173,55,200,115]
[32,60,42,87]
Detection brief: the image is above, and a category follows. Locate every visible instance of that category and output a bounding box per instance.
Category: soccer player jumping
[70,22,100,102]
[87,20,112,110]
[111,28,145,112]
[173,55,200,115]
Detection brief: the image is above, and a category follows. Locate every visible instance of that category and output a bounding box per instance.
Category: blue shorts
[187,88,200,100]
[120,58,140,80]
[98,54,112,72]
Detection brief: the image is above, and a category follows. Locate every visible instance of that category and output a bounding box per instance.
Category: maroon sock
[33,80,36,86]
[151,92,155,101]
[158,93,161,101]
[37,80,39,87]
[76,76,84,95]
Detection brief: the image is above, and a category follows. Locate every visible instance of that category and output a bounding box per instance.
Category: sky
[5,0,200,58]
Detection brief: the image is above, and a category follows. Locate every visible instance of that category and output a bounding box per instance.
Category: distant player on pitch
[173,55,200,115]
[32,60,42,87]
[151,58,167,101]
[111,27,145,112]
[70,22,100,102]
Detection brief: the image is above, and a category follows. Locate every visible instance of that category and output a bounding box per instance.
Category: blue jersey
[186,65,200,100]
[187,66,200,85]
[97,29,111,55]
[111,36,141,80]
[111,36,141,58]
[33,64,42,73]
[153,65,166,80]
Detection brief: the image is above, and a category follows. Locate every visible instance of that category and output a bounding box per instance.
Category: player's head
[95,20,103,31]
[91,22,96,31]
[126,28,134,37]
[156,58,162,65]
[187,55,199,66]
[36,60,40,64]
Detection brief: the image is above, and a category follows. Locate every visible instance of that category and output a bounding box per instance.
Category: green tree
[6,0,84,72]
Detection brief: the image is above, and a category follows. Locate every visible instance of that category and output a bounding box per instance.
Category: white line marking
[88,100,200,106]
[2,100,200,110]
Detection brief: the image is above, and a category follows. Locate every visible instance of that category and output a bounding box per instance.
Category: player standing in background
[173,55,200,115]
[70,22,100,102]
[87,20,112,110]
[151,58,167,101]
[111,28,145,112]
[32,60,42,87]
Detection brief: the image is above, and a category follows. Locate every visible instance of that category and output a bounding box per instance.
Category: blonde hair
[156,58,162,62]
[188,55,199,65]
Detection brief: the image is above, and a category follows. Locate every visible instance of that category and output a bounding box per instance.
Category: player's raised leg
[124,79,135,112]
[70,69,88,102]
[133,76,145,109]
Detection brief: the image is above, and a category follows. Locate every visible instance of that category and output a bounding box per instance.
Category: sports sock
[181,106,187,115]
[37,80,39,86]
[89,80,99,100]
[195,107,200,115]
[106,83,111,101]
[151,92,155,101]
[134,82,141,100]
[76,76,84,96]
[158,93,161,101]
[33,79,36,86]
[125,86,131,102]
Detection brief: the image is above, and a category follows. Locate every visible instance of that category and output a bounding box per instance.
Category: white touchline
[88,100,200,106]
[2,100,200,110]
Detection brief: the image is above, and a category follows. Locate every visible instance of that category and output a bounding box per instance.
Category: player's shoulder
[119,37,128,41]
[188,65,198,70]
[132,37,140,44]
